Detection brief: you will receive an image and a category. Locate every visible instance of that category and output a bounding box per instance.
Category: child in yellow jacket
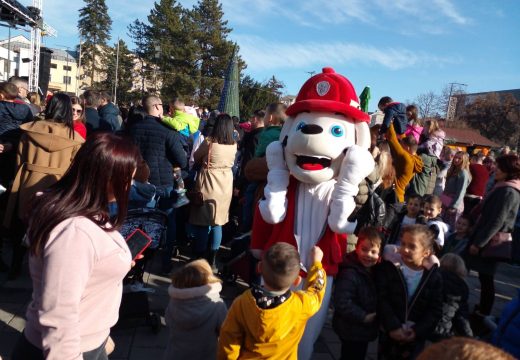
[218,243,326,360]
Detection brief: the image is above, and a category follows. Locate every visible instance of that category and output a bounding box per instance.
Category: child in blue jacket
[492,288,520,359]
[378,96,408,136]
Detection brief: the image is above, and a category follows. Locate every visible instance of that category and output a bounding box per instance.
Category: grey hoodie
[163,282,227,360]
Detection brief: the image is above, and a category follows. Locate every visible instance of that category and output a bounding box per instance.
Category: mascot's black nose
[301,124,323,134]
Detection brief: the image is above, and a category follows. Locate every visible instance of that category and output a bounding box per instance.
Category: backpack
[354,179,386,235]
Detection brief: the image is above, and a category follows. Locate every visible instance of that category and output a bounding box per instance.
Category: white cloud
[432,0,470,25]
[221,0,472,33]
[233,35,460,71]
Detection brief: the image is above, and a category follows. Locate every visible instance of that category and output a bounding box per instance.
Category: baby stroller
[219,233,259,286]
[117,207,168,333]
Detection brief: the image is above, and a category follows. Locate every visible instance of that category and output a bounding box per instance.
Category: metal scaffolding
[0,0,56,92]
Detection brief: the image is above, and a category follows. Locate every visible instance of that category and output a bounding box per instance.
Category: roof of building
[49,48,77,61]
[455,89,520,102]
[444,127,501,148]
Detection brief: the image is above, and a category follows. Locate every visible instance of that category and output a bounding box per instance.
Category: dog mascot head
[281,67,371,184]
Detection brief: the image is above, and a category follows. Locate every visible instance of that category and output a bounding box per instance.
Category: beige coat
[189,139,237,226]
[4,120,84,228]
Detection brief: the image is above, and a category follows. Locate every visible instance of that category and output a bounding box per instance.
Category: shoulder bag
[187,142,212,207]
[480,232,512,262]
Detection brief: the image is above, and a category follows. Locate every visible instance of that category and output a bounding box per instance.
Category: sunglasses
[72,108,83,114]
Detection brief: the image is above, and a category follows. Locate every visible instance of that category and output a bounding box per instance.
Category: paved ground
[1,240,519,360]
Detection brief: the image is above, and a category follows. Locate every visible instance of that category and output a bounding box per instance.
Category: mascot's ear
[355,122,371,149]
[280,117,294,141]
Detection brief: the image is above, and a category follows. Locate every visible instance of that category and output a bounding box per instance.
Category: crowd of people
[0,77,519,360]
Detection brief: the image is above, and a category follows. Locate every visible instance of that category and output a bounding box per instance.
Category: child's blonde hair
[426,119,441,135]
[171,259,221,289]
[417,337,515,360]
[440,253,467,278]
[447,151,470,179]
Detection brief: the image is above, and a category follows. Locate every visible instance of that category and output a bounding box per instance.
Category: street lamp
[154,44,161,93]
[56,44,73,93]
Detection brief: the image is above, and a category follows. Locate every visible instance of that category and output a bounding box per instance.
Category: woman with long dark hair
[11,132,141,359]
[71,95,87,139]
[4,93,85,279]
[189,113,237,267]
[467,154,520,320]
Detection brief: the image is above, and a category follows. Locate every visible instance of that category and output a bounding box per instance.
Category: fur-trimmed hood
[168,282,222,300]
[166,282,225,330]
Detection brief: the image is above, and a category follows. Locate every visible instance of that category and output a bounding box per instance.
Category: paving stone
[311,353,334,360]
[131,326,168,348]
[0,303,20,326]
[313,338,330,353]
[7,316,25,332]
[110,328,134,360]
[320,326,340,343]
[325,341,341,360]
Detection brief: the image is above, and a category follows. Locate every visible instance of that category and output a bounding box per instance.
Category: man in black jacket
[98,91,121,132]
[129,95,187,272]
[83,90,100,134]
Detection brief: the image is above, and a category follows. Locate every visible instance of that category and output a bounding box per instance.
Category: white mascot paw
[338,144,375,187]
[266,141,287,171]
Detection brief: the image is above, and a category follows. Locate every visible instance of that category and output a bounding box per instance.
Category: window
[63,65,72,71]
[63,76,71,85]
[50,63,57,69]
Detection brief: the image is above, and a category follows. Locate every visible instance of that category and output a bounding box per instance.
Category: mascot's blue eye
[296,121,306,131]
[330,125,344,137]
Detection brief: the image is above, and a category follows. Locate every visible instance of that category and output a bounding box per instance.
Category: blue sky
[2,0,519,111]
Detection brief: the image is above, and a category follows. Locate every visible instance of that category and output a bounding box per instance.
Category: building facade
[47,47,79,95]
[0,35,80,95]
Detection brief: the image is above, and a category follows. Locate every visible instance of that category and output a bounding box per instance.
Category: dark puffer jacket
[492,288,520,359]
[98,102,121,132]
[128,115,187,188]
[333,252,378,342]
[0,101,33,186]
[375,259,443,340]
[0,101,33,141]
[431,270,472,340]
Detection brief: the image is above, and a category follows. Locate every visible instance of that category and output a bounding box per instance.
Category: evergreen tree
[190,0,239,108]
[147,0,199,100]
[266,76,285,98]
[128,19,153,95]
[100,39,134,104]
[239,75,280,119]
[78,0,112,84]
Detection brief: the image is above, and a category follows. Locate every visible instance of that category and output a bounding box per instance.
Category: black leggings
[478,272,495,315]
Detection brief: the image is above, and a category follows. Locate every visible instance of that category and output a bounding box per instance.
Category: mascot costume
[251,67,375,359]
